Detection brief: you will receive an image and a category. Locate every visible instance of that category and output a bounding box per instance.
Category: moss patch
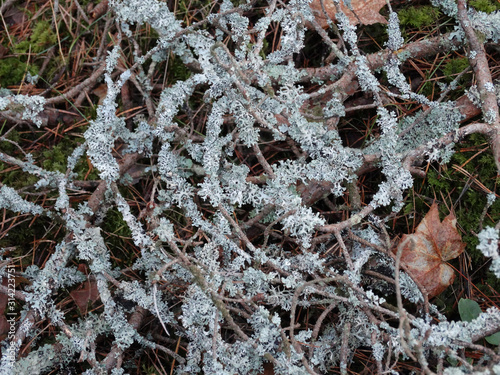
[398,6,441,29]
[13,20,57,54]
[0,56,38,87]
[469,0,500,13]
[442,57,470,82]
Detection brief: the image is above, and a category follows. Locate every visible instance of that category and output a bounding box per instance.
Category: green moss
[0,20,57,86]
[42,144,68,173]
[0,57,38,87]
[442,57,470,83]
[0,162,38,189]
[416,80,434,98]
[1,130,97,187]
[0,219,36,255]
[359,23,388,54]
[229,0,247,6]
[13,20,57,54]
[140,364,160,375]
[138,28,160,58]
[101,208,135,266]
[177,0,214,20]
[102,209,132,239]
[167,54,192,84]
[470,0,500,13]
[398,6,441,29]
[0,213,61,261]
[73,0,99,6]
[0,129,20,154]
[260,38,270,59]
[40,140,99,180]
[426,169,451,191]
[43,55,65,83]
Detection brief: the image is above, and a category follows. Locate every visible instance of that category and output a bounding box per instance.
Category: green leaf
[446,356,458,366]
[459,298,500,345]
[458,298,482,322]
[485,332,500,346]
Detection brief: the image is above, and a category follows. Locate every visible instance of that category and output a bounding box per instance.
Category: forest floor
[1,0,500,373]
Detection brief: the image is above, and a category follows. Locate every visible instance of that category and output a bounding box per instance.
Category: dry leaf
[309,0,387,28]
[257,362,275,375]
[395,203,466,298]
[92,84,108,106]
[2,2,32,27]
[70,278,100,313]
[70,265,100,313]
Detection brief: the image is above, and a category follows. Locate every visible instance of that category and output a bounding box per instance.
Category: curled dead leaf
[394,203,466,298]
[309,0,387,28]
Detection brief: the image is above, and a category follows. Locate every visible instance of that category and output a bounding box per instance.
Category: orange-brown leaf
[395,203,466,298]
[309,0,387,28]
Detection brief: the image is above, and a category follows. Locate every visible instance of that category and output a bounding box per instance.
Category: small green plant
[140,364,160,375]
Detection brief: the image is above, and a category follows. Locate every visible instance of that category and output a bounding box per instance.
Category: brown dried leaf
[70,277,100,313]
[395,203,466,298]
[258,362,275,375]
[310,0,387,28]
[2,2,31,27]
[92,84,108,106]
[89,0,109,23]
